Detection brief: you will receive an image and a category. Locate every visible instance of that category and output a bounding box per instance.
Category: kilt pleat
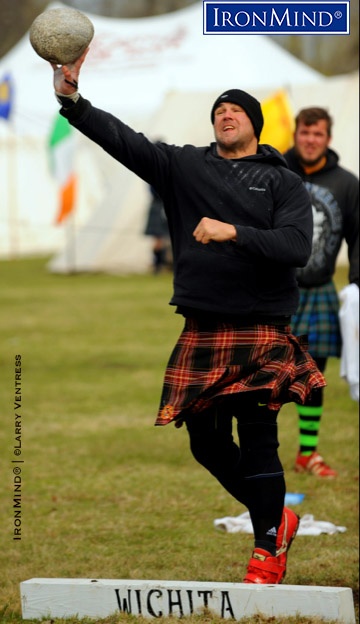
[291,281,341,358]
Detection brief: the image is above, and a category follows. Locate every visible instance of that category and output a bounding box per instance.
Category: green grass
[0,258,358,624]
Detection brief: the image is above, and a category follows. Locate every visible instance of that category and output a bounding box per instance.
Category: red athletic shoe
[295,451,338,478]
[276,507,300,582]
[243,548,285,584]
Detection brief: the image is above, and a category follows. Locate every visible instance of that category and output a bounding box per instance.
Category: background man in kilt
[51,51,326,584]
[284,107,359,478]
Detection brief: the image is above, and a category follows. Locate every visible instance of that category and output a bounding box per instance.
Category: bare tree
[270,1,359,76]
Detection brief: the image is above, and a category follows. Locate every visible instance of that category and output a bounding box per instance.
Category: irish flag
[260,90,294,154]
[48,114,77,224]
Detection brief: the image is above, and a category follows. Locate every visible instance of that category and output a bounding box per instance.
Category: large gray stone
[29,7,94,65]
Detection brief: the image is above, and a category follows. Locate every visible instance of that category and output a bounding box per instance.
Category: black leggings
[185,394,285,546]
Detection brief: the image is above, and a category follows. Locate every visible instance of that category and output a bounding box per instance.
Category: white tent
[0,1,357,271]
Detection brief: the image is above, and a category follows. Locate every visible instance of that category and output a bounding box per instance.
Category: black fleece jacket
[284,147,359,287]
[61,96,314,317]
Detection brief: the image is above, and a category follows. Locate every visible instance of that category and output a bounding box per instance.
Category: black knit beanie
[210,89,264,139]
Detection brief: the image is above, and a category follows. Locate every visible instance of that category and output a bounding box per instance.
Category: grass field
[0,257,358,624]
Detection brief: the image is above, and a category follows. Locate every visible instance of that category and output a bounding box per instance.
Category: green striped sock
[296,405,323,456]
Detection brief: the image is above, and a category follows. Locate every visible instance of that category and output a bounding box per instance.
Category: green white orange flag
[260,90,295,154]
[48,113,77,224]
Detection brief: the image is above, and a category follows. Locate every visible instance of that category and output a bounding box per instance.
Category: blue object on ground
[285,492,305,505]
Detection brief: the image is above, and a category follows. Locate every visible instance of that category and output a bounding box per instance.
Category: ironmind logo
[203,1,350,34]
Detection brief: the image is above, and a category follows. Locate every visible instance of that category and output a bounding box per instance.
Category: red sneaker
[276,507,300,582]
[243,548,285,584]
[295,451,338,478]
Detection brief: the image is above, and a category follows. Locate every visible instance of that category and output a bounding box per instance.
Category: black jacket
[284,147,359,287]
[61,97,314,316]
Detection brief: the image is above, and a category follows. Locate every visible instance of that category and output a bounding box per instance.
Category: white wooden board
[20,578,355,622]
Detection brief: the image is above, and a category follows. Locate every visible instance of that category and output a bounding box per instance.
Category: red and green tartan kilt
[155,318,326,426]
[291,281,341,358]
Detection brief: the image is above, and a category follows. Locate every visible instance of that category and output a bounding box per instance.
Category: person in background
[284,107,359,478]
[50,49,326,584]
[144,182,172,274]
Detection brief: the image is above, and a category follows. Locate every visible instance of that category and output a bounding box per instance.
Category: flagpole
[7,123,19,258]
[65,205,77,274]
[0,72,18,257]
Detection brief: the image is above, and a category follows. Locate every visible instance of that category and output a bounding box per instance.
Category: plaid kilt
[291,281,341,358]
[155,319,326,426]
